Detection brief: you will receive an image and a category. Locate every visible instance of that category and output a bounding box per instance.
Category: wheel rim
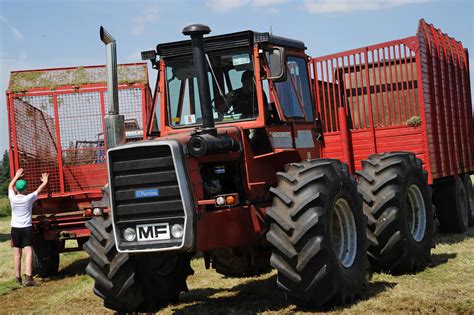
[332,198,357,268]
[406,184,426,242]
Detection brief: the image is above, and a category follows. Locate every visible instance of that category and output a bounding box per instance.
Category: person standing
[8,168,49,286]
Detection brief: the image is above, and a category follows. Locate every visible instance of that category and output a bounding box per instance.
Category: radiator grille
[109,145,185,224]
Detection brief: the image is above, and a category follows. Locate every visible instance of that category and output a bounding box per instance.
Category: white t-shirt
[9,189,38,228]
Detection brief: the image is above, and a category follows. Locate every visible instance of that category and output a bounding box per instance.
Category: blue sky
[0,0,472,153]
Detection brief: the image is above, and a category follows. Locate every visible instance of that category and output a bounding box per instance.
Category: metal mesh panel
[8,64,150,197]
[12,98,61,193]
[105,88,145,142]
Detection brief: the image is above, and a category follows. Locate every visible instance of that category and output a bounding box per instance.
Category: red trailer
[6,63,152,276]
[314,19,473,234]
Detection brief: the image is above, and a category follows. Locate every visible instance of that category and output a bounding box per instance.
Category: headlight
[216,196,225,206]
[93,207,103,216]
[123,227,136,242]
[171,224,184,238]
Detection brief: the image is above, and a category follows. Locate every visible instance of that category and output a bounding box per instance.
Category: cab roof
[156,30,306,59]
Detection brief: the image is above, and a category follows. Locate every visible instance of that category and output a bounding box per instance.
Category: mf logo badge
[135,189,160,199]
[136,223,171,241]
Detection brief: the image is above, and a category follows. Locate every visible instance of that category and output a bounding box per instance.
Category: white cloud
[0,16,24,41]
[206,0,288,13]
[304,0,429,14]
[131,7,159,36]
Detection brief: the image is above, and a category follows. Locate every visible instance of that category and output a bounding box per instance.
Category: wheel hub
[332,198,357,268]
[406,184,426,242]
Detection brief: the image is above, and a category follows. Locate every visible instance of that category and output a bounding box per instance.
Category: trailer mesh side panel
[11,98,61,193]
[7,64,150,197]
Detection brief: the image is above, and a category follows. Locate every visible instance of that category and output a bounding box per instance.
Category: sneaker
[15,277,22,285]
[24,275,35,287]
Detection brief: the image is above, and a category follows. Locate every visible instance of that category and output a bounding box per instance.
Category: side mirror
[266,47,286,82]
[141,50,159,69]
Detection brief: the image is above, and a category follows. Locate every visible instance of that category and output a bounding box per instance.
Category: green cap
[16,179,27,193]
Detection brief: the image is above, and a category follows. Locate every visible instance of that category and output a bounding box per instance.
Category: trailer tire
[32,233,59,277]
[84,215,194,312]
[462,174,474,226]
[433,176,469,233]
[357,152,433,273]
[267,159,368,306]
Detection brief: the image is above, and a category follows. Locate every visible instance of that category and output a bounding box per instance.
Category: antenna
[269,0,273,34]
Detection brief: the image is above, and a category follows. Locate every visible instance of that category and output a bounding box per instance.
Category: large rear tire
[267,159,367,306]
[32,233,59,277]
[84,215,193,312]
[357,152,433,273]
[433,176,469,233]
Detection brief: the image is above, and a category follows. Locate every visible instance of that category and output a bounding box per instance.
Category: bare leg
[13,247,22,278]
[24,246,33,276]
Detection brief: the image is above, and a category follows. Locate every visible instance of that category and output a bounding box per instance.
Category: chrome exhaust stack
[100,26,125,149]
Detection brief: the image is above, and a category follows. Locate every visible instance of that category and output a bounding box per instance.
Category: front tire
[357,152,433,273]
[267,159,367,306]
[84,215,193,312]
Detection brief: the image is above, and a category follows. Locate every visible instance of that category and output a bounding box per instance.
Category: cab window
[274,56,314,122]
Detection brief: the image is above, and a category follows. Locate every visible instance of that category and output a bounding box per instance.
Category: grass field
[0,207,472,314]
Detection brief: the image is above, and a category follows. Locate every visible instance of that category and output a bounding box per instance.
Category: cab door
[267,54,320,160]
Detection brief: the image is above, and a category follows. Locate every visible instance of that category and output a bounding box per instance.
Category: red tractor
[85,20,473,311]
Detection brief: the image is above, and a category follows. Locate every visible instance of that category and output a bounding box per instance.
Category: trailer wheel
[267,159,367,306]
[84,215,194,312]
[32,233,59,277]
[433,176,469,233]
[357,152,433,273]
[462,174,474,226]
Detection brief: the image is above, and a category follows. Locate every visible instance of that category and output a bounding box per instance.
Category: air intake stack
[182,24,216,135]
[100,26,125,149]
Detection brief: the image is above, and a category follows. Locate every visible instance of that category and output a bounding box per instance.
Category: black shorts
[11,227,33,248]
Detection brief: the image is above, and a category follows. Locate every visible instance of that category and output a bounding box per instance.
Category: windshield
[166,50,258,127]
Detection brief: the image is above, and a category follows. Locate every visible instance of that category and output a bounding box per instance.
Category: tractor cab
[144,28,320,160]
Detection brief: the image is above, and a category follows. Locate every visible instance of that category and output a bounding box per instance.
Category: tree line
[0,150,10,196]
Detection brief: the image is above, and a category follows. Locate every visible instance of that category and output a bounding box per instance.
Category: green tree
[0,150,10,196]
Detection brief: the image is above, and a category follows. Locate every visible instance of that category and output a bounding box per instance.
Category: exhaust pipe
[100,26,125,149]
[182,24,216,135]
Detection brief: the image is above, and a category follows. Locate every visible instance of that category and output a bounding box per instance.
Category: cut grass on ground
[0,215,472,313]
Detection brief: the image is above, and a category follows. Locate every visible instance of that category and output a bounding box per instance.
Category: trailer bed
[314,19,473,183]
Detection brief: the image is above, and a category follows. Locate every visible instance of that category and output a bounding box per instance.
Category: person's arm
[35,173,49,195]
[8,168,24,192]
